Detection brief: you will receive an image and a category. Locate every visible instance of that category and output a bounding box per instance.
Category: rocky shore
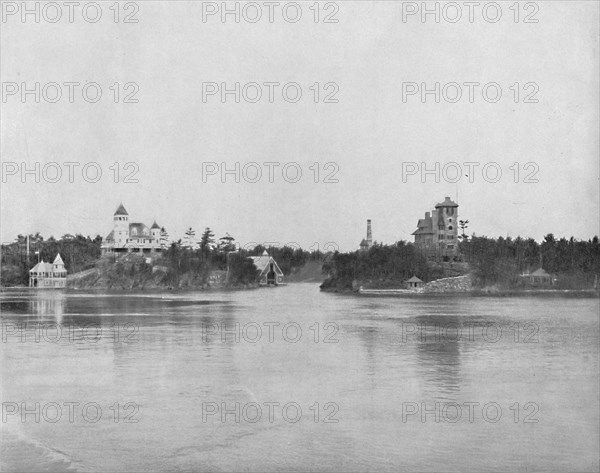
[323,273,598,297]
[420,275,473,293]
[66,259,258,291]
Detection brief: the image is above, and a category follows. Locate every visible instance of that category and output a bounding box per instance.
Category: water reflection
[28,291,66,322]
[413,315,462,397]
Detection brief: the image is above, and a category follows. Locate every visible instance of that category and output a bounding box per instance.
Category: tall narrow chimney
[366,220,372,246]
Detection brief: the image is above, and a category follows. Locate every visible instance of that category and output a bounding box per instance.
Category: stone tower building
[412,197,459,259]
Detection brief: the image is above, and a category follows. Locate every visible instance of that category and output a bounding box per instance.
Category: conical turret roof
[114,203,129,216]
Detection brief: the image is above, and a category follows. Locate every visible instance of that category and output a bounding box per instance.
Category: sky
[1,1,599,251]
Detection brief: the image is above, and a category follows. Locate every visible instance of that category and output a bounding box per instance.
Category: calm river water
[1,284,598,472]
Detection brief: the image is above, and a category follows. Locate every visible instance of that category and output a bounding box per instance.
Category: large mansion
[412,197,459,259]
[101,204,165,254]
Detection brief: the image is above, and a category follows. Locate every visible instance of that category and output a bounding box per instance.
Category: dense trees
[149,240,318,287]
[321,234,600,291]
[460,234,600,288]
[253,245,312,275]
[321,242,434,291]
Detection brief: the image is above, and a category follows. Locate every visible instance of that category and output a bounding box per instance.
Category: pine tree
[218,233,236,253]
[183,227,196,250]
[458,220,469,241]
[160,227,169,250]
[200,228,215,260]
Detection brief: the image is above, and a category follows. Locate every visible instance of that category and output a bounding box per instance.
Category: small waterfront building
[251,250,284,285]
[406,275,424,289]
[519,268,556,286]
[101,204,165,255]
[29,254,67,288]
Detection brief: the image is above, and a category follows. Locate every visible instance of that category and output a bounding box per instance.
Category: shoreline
[321,287,600,298]
[3,283,598,298]
[0,284,260,293]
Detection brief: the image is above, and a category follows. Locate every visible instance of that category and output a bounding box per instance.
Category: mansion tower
[101,204,164,254]
[412,197,459,259]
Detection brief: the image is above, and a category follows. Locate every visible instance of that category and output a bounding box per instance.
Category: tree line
[321,241,437,291]
[1,229,323,287]
[461,234,600,288]
[321,234,600,291]
[159,232,321,286]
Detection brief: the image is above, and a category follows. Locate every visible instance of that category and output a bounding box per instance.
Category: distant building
[412,197,459,259]
[29,254,67,288]
[359,219,373,252]
[406,275,424,289]
[251,250,284,285]
[519,268,556,286]
[101,204,164,254]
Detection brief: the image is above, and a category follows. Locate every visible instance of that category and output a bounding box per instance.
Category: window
[448,218,452,223]
[448,235,454,239]
[448,226,453,230]
[438,235,444,240]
